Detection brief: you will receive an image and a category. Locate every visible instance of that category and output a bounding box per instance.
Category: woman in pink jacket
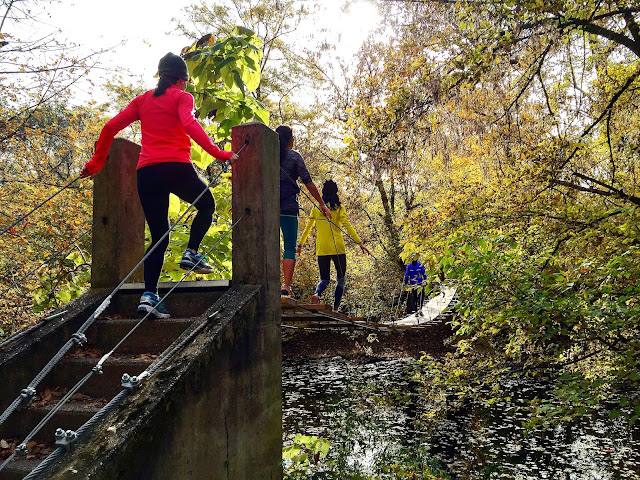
[81,53,238,319]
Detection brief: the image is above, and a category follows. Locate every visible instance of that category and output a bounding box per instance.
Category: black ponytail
[322,180,341,210]
[153,76,180,97]
[276,125,293,163]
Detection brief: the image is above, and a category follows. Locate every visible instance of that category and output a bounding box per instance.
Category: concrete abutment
[0,123,282,480]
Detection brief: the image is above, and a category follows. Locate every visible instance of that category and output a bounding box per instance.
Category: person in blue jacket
[404,259,426,316]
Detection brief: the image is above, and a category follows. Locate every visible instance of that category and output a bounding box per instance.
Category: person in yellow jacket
[297,180,370,312]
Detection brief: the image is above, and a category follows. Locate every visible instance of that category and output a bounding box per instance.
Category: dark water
[282,355,640,479]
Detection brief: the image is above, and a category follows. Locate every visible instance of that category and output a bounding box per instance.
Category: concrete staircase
[0,281,228,480]
[0,123,283,480]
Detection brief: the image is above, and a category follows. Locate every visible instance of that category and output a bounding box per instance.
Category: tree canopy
[1,0,639,436]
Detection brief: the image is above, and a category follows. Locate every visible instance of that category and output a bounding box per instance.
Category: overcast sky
[38,0,381,103]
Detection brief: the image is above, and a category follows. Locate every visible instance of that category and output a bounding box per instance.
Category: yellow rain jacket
[299,205,362,256]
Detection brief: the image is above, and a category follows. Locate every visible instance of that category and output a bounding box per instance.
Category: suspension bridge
[0,123,456,480]
[280,284,457,331]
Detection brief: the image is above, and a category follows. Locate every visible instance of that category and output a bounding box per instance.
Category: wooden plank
[281,294,450,330]
[280,296,331,311]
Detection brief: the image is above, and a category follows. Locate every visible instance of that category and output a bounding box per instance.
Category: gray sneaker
[137,291,170,319]
[180,249,215,274]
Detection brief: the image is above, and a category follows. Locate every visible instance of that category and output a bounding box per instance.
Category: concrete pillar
[90,138,145,288]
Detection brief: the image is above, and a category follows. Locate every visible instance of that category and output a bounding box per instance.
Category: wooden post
[231,122,280,296]
[90,138,145,288]
[230,122,282,479]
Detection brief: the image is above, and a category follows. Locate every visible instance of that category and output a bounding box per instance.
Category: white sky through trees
[40,0,381,103]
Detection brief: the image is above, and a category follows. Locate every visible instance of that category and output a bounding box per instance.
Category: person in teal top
[298,180,369,312]
[277,125,330,298]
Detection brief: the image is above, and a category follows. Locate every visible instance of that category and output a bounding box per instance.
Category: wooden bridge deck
[281,285,458,331]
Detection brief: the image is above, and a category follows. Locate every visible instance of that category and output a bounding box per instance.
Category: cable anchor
[20,387,36,406]
[71,333,87,346]
[121,373,140,393]
[55,428,78,452]
[15,443,28,456]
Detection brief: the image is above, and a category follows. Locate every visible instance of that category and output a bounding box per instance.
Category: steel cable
[0,371,93,473]
[0,157,237,428]
[279,165,372,314]
[20,308,225,479]
[0,176,81,238]
[278,166,380,262]
[0,337,77,426]
[93,213,245,373]
[0,188,245,469]
[21,389,130,480]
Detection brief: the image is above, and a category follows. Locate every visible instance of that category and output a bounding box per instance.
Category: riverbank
[282,321,453,358]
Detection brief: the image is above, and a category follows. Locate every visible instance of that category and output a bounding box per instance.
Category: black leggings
[315,254,347,310]
[409,287,424,313]
[137,162,215,293]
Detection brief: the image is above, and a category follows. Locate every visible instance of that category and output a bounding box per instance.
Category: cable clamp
[54,428,78,452]
[121,373,140,393]
[20,387,36,405]
[15,443,28,456]
[92,364,103,375]
[71,333,87,346]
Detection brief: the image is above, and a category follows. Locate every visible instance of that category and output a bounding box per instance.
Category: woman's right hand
[80,165,97,179]
[320,204,332,219]
[229,153,239,164]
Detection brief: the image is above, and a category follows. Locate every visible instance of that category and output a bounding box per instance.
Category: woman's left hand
[229,153,239,164]
[359,243,371,255]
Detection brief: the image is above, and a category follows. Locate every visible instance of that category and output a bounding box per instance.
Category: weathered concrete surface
[91,138,145,288]
[111,281,230,318]
[48,124,281,479]
[48,285,281,480]
[1,124,282,480]
[0,291,108,409]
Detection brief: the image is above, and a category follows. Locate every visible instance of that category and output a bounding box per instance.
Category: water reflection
[283,355,424,473]
[429,378,640,479]
[282,355,640,479]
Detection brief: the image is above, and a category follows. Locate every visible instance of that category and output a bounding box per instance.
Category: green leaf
[168,194,181,217]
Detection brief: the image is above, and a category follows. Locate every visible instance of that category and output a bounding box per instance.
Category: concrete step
[44,355,154,399]
[0,397,102,444]
[0,391,104,480]
[106,280,229,318]
[0,281,235,480]
[0,458,42,480]
[86,317,194,355]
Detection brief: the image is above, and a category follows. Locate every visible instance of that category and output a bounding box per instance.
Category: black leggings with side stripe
[137,162,215,293]
[315,254,347,311]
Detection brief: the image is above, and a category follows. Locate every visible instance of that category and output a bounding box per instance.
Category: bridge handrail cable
[0,212,245,473]
[0,157,237,430]
[0,176,81,238]
[279,166,379,318]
